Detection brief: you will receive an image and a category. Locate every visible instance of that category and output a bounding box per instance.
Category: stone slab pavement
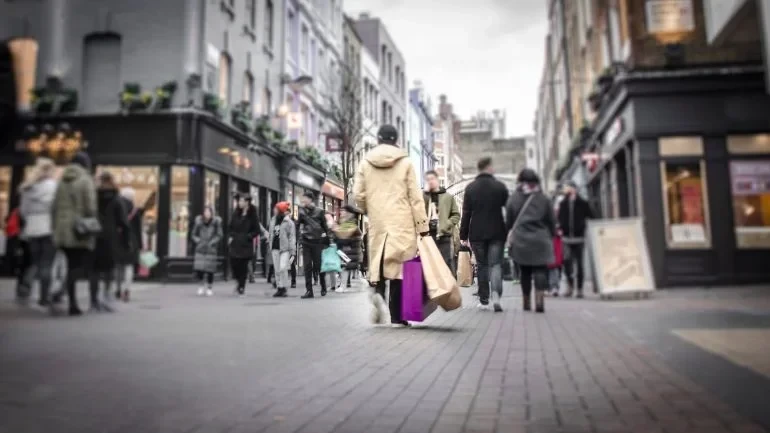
[0,278,769,433]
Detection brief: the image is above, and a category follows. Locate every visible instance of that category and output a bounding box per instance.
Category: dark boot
[535,292,545,313]
[522,295,531,311]
[301,290,314,299]
[273,288,288,298]
[564,283,574,297]
[576,289,584,299]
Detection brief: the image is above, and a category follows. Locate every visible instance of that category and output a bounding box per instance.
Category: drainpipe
[46,0,67,80]
[182,0,205,105]
[559,0,574,138]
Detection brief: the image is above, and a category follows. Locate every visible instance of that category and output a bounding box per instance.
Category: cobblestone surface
[0,280,768,433]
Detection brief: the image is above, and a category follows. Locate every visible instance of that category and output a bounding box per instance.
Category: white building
[359,43,379,157]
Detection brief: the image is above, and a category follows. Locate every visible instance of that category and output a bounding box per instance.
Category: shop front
[321,179,345,218]
[582,67,770,288]
[0,111,282,280]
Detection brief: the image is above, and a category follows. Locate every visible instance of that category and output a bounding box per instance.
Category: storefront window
[661,161,711,248]
[169,166,190,257]
[205,170,222,217]
[96,166,159,253]
[730,161,770,248]
[0,167,11,256]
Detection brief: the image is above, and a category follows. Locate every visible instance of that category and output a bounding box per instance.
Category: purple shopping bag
[402,257,438,322]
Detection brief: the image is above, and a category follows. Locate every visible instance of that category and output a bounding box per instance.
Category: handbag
[139,250,159,269]
[70,191,102,240]
[505,194,534,249]
[402,257,438,322]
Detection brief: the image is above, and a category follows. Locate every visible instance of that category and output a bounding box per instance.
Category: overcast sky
[346,0,547,137]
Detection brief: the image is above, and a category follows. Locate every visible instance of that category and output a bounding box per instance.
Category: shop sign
[586,218,656,295]
[730,161,770,195]
[322,181,345,201]
[646,0,695,34]
[287,112,303,130]
[295,170,319,190]
[604,118,623,149]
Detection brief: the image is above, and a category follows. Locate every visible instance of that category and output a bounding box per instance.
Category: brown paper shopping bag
[417,237,462,311]
[456,251,473,287]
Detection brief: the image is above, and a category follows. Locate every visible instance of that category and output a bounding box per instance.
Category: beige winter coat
[354,144,429,282]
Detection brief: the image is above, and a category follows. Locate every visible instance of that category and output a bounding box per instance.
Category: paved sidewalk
[1,279,768,433]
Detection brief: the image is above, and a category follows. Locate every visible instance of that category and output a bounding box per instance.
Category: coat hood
[365,144,407,168]
[61,164,88,183]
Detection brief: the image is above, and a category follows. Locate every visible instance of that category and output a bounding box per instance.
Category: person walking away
[558,181,594,298]
[51,151,98,316]
[116,187,156,302]
[506,168,556,313]
[423,170,461,274]
[297,191,330,298]
[192,205,222,296]
[18,157,57,306]
[459,157,509,312]
[354,124,429,327]
[229,193,258,295]
[333,204,363,293]
[269,201,295,297]
[89,171,131,312]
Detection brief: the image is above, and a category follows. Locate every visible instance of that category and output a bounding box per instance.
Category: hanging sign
[646,0,695,34]
[287,112,303,130]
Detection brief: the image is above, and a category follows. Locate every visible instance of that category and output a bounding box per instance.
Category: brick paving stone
[1,280,769,433]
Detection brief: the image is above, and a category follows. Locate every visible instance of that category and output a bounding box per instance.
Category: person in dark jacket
[423,170,461,273]
[459,157,509,311]
[90,171,131,312]
[506,168,556,313]
[51,151,98,316]
[116,187,156,302]
[229,193,258,295]
[333,204,363,292]
[192,205,223,296]
[297,191,330,298]
[557,180,594,298]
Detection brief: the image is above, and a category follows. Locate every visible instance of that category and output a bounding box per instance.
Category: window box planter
[154,81,177,111]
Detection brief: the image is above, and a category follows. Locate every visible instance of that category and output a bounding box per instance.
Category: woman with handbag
[51,152,99,316]
[505,168,556,313]
[192,206,223,296]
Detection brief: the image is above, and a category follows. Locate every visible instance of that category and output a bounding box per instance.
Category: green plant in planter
[121,83,153,112]
[231,101,253,133]
[30,88,54,114]
[57,88,78,113]
[154,81,177,110]
[202,93,223,118]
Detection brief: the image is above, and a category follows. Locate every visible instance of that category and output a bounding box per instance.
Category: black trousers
[434,236,454,277]
[196,271,214,285]
[290,261,296,285]
[376,279,402,323]
[302,243,326,292]
[62,248,91,310]
[230,257,250,289]
[520,265,548,297]
[563,243,585,290]
[89,268,114,306]
[23,236,55,302]
[266,265,274,282]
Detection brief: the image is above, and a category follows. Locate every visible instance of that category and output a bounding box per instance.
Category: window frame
[659,159,712,249]
[264,0,274,49]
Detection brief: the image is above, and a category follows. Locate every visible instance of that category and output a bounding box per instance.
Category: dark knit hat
[517,168,541,185]
[302,190,315,200]
[70,151,91,171]
[377,124,398,145]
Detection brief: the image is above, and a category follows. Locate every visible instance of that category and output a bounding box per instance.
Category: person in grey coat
[192,206,223,296]
[505,168,556,313]
[269,201,296,298]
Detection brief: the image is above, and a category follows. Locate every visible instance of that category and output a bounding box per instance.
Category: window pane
[95,166,160,253]
[662,161,710,247]
[205,170,222,217]
[0,167,12,255]
[170,166,191,257]
[730,161,770,248]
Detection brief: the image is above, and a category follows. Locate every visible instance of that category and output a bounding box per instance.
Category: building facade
[353,13,407,147]
[408,83,434,182]
[543,0,770,288]
[457,111,527,179]
[0,0,330,280]
[359,41,379,155]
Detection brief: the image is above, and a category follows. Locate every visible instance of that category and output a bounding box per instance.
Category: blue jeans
[471,240,504,305]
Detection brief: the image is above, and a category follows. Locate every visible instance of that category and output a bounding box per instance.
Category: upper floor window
[387,53,393,83]
[395,66,401,92]
[218,53,231,106]
[262,87,272,116]
[264,0,274,49]
[243,71,254,112]
[246,0,256,29]
[287,11,296,60]
[301,25,309,71]
[381,45,387,74]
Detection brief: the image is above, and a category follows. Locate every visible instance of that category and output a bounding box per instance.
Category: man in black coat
[297,191,330,298]
[459,157,509,310]
[557,181,594,298]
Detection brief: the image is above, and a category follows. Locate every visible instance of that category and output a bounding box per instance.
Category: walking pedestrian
[423,170,461,273]
[192,206,222,296]
[89,171,131,312]
[459,157,509,312]
[297,191,330,298]
[18,157,57,307]
[269,201,295,298]
[353,124,429,327]
[229,193,258,295]
[505,168,556,313]
[333,204,363,293]
[51,151,98,316]
[116,187,156,302]
[558,181,594,298]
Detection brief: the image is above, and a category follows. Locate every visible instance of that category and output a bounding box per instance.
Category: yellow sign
[587,218,655,295]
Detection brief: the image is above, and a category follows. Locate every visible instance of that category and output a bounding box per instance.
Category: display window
[730,161,770,248]
[169,166,191,257]
[660,161,711,248]
[96,166,159,253]
[205,170,222,217]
